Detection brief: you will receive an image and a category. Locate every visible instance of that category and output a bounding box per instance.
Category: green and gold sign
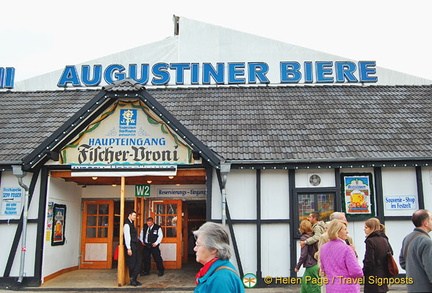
[60,99,193,165]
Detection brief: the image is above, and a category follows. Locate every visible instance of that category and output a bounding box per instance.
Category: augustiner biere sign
[60,99,193,165]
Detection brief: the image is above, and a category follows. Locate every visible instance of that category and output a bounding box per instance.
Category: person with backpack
[295,220,321,293]
[399,209,432,292]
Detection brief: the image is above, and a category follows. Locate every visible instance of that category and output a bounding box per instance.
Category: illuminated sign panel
[60,99,193,165]
[57,61,377,87]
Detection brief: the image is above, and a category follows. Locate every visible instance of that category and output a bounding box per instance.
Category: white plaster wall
[0,171,40,277]
[421,167,432,211]
[42,177,82,281]
[233,224,257,276]
[382,167,417,217]
[225,170,256,220]
[82,185,138,199]
[211,169,222,220]
[295,169,335,188]
[0,223,18,275]
[381,220,412,274]
[262,224,290,277]
[349,220,366,268]
[261,170,289,219]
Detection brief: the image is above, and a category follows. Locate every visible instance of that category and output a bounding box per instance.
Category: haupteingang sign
[60,99,194,165]
[57,61,378,87]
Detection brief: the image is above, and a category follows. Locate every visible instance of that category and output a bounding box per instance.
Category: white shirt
[123,219,132,250]
[140,224,163,245]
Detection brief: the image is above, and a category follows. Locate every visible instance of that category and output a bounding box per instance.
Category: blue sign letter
[248,62,269,84]
[58,66,81,87]
[359,61,377,83]
[170,63,190,85]
[82,65,102,86]
[129,64,150,84]
[152,63,170,85]
[316,62,334,83]
[280,62,301,83]
[104,64,126,84]
[335,62,358,83]
[202,63,224,84]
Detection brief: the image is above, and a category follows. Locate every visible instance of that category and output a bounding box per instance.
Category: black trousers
[126,243,142,280]
[143,244,165,273]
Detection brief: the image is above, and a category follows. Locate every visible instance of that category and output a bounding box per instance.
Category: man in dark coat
[124,210,142,286]
[140,217,165,276]
[399,209,432,292]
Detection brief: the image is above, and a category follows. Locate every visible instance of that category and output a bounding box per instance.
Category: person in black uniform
[124,210,142,286]
[140,217,165,276]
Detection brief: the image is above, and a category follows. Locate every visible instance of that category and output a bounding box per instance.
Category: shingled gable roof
[0,79,223,170]
[1,83,432,169]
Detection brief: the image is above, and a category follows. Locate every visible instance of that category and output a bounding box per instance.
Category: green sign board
[135,185,150,197]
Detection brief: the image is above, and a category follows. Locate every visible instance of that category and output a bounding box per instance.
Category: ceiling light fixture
[168,176,174,179]
[147,180,152,184]
[92,177,98,180]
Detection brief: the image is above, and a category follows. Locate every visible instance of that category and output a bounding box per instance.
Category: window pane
[167,204,177,215]
[298,194,315,222]
[317,194,335,222]
[167,215,178,226]
[155,215,165,226]
[98,227,108,238]
[156,204,165,214]
[86,227,96,238]
[298,193,335,223]
[87,216,97,226]
[87,204,97,215]
[166,227,177,237]
[99,216,108,227]
[99,204,109,215]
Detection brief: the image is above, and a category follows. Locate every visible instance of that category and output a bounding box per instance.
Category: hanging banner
[52,204,67,246]
[342,174,374,216]
[46,202,54,241]
[60,99,193,165]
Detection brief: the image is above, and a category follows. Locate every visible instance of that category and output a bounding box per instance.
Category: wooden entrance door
[80,200,114,269]
[150,199,182,269]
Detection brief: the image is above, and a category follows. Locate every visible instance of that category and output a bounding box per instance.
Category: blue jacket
[194,259,245,293]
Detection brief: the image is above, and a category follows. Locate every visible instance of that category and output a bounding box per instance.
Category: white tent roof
[14,16,432,91]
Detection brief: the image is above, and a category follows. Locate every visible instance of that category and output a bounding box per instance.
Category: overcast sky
[1,0,431,82]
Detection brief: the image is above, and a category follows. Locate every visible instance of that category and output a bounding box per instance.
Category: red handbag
[387,251,398,277]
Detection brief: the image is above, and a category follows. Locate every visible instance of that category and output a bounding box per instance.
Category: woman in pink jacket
[320,219,363,293]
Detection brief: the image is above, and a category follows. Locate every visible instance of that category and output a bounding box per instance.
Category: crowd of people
[123,211,244,292]
[295,209,432,293]
[124,208,432,292]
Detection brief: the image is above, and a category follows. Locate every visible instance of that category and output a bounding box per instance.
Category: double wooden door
[148,199,182,269]
[80,200,114,269]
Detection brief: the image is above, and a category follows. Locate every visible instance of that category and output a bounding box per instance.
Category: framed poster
[51,204,66,246]
[342,173,374,217]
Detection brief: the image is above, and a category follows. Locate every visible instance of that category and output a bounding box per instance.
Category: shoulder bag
[386,239,398,277]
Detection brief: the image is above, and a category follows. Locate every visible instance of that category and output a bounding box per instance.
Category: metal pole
[219,163,231,226]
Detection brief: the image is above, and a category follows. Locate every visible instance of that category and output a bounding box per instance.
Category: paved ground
[0,267,409,292]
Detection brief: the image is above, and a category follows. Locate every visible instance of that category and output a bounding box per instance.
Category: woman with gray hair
[193,222,244,292]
